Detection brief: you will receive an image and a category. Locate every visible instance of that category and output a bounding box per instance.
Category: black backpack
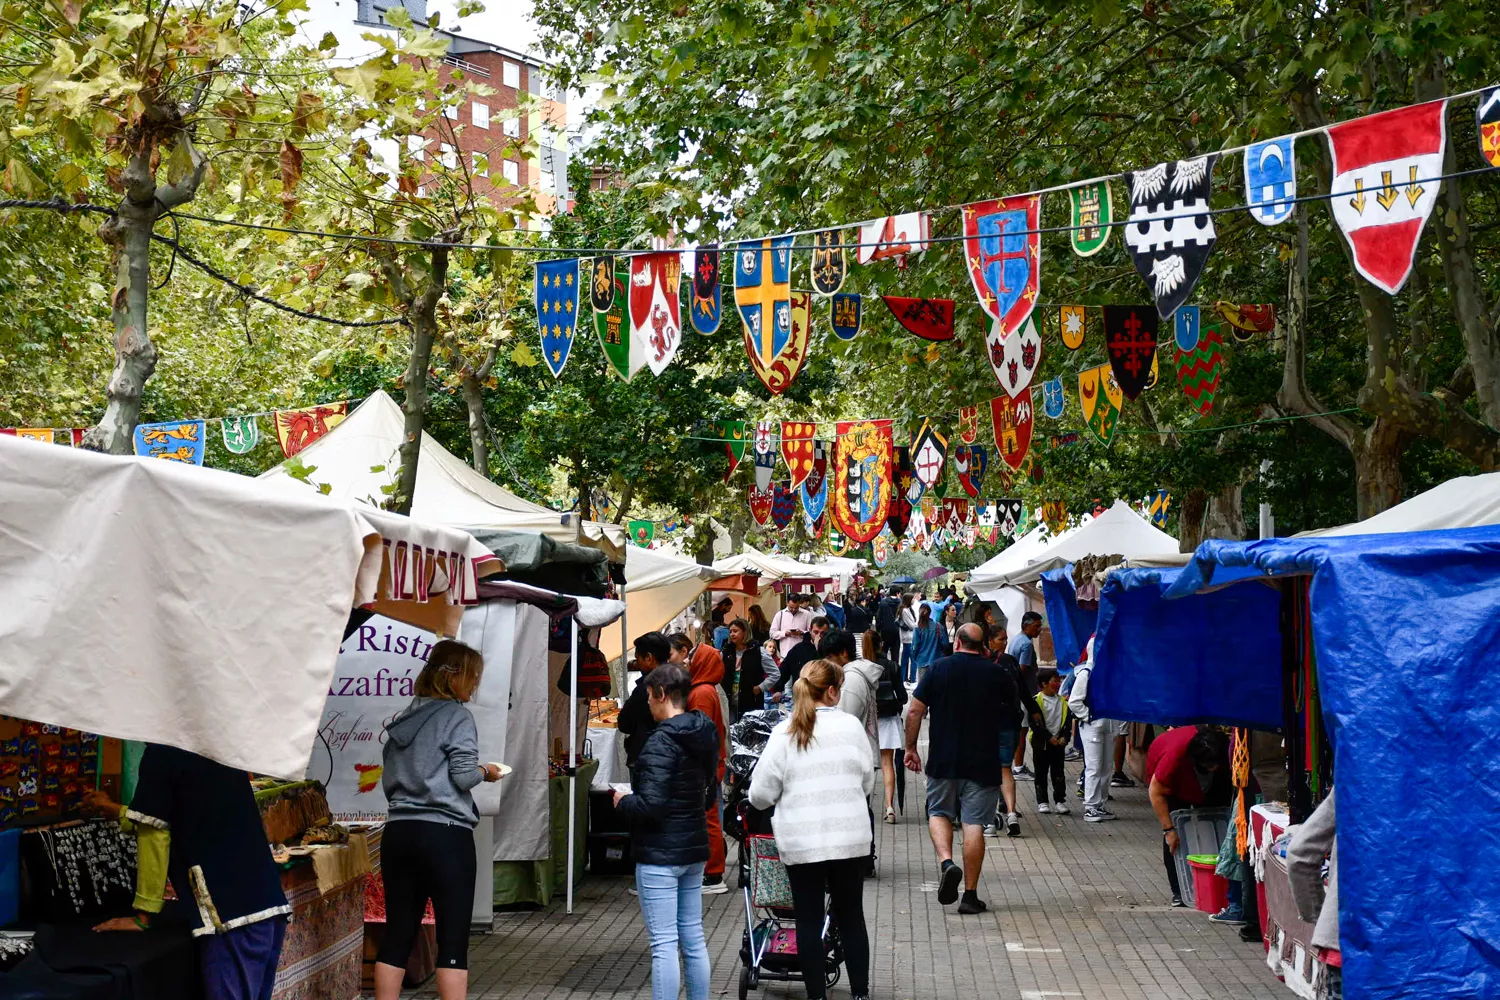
[875,657,907,717]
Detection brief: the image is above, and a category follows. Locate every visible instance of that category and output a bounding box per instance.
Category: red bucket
[1188,860,1229,915]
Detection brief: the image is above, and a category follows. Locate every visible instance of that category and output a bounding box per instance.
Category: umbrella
[921,565,951,581]
[891,575,917,585]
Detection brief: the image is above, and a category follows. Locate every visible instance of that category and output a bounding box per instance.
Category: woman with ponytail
[748,660,875,1000]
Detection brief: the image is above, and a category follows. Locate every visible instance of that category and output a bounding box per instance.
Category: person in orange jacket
[670,635,730,894]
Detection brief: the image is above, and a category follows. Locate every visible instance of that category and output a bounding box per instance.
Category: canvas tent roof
[970,501,1176,590]
[0,433,494,778]
[711,546,855,590]
[258,391,627,561]
[1310,470,1500,537]
[969,522,1071,595]
[598,545,722,657]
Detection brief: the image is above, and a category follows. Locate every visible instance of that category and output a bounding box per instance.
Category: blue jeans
[636,862,711,1000]
[900,641,914,682]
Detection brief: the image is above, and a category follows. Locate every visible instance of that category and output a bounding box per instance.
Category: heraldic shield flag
[749,486,774,526]
[135,419,207,464]
[987,313,1042,397]
[831,420,894,544]
[955,444,988,498]
[691,245,722,334]
[1480,87,1500,168]
[1175,305,1201,352]
[957,405,980,444]
[1124,155,1220,319]
[910,420,949,491]
[887,478,912,538]
[1079,364,1123,445]
[810,229,847,295]
[831,292,862,340]
[1327,99,1447,295]
[772,484,797,530]
[990,389,1034,472]
[858,212,930,264]
[963,195,1041,334]
[1104,305,1158,401]
[1245,137,1296,226]
[715,419,748,481]
[753,421,778,491]
[781,421,817,490]
[589,255,615,313]
[274,402,347,458]
[736,237,809,394]
[882,296,955,341]
[800,440,829,523]
[1176,327,1225,415]
[894,444,922,504]
[1146,489,1172,529]
[628,520,655,547]
[221,415,259,455]
[629,252,683,376]
[1069,181,1112,257]
[1042,378,1065,419]
[594,268,642,381]
[1059,304,1086,350]
[996,498,1023,537]
[535,258,579,378]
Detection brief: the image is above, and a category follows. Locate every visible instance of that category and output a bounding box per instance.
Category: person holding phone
[770,593,814,660]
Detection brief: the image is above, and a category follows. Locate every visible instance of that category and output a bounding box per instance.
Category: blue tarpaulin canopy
[1099,526,1500,1000]
[1039,566,1097,673]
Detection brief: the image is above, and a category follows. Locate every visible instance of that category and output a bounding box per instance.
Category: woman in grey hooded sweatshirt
[374,640,503,1000]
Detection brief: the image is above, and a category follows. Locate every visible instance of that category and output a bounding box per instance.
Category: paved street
[428,750,1285,1000]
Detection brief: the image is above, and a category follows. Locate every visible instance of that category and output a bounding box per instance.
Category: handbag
[747,834,795,909]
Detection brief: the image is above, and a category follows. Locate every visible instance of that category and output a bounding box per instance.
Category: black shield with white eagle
[1125,155,1219,319]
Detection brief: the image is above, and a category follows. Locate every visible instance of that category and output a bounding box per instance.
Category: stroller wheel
[738,966,752,1000]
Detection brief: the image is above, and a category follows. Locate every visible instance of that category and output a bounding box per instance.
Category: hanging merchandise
[133,419,207,465]
[962,194,1042,333]
[780,421,817,490]
[589,255,616,312]
[894,444,923,505]
[1327,99,1448,294]
[1245,137,1297,225]
[872,530,890,569]
[800,439,829,523]
[1078,364,1123,446]
[1175,327,1226,416]
[221,415,260,454]
[954,444,988,498]
[1146,489,1173,529]
[987,313,1042,397]
[753,421,778,491]
[910,420,948,491]
[1104,305,1158,401]
[1479,87,1500,168]
[1214,301,1277,341]
[628,520,656,547]
[1175,305,1201,352]
[810,229,847,294]
[1125,154,1221,319]
[736,237,808,394]
[772,483,797,530]
[715,419,749,481]
[594,267,641,381]
[691,245,722,334]
[749,485,774,526]
[1042,501,1069,535]
[956,405,980,444]
[857,212,930,265]
[990,388,1035,472]
[1059,304,1086,350]
[534,258,580,378]
[629,251,683,376]
[830,419,894,544]
[830,292,862,340]
[274,402,347,458]
[1068,180,1113,256]
[996,498,1023,537]
[1042,378,1066,419]
[882,296,955,341]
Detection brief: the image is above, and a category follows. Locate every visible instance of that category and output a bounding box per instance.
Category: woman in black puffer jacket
[613,663,720,1000]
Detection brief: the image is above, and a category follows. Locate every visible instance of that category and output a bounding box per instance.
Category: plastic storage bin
[1188,859,1229,914]
[1169,807,1229,907]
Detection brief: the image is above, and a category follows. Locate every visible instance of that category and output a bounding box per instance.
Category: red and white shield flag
[1327,100,1447,295]
[629,252,683,374]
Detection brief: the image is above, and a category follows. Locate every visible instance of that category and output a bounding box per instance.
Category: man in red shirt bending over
[1145,725,1230,907]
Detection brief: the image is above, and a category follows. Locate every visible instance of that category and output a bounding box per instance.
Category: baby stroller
[724,711,845,1000]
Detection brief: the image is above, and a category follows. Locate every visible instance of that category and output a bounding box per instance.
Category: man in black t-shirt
[904,623,1024,916]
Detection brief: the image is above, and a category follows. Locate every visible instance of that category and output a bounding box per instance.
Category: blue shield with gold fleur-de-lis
[535,259,580,378]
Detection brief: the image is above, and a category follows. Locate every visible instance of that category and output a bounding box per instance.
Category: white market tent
[969,500,1179,590]
[0,434,494,778]
[1312,471,1500,536]
[258,390,627,561]
[597,544,721,658]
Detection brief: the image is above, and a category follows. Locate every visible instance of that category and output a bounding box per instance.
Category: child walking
[1029,668,1072,814]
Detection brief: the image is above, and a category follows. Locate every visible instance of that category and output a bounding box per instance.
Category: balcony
[442,55,491,78]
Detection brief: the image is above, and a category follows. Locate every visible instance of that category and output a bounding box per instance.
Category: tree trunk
[84,138,207,454]
[1203,482,1246,541]
[460,372,488,475]
[392,247,449,516]
[1352,420,1407,520]
[1176,489,1207,553]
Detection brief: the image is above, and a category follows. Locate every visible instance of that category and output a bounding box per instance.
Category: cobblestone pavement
[424,755,1286,1000]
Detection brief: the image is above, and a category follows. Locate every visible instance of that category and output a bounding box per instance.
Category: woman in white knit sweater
[748,660,875,1000]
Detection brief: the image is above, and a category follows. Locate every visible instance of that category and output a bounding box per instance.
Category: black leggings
[785,856,869,999]
[376,819,477,971]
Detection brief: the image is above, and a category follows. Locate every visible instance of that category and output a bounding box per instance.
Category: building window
[472,152,488,176]
[406,134,426,161]
[471,102,489,130]
[440,143,457,169]
[502,61,520,89]
[502,115,520,139]
[501,159,519,186]
[443,101,459,121]
[540,168,554,194]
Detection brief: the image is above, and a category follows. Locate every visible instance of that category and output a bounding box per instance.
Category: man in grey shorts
[904,623,1023,915]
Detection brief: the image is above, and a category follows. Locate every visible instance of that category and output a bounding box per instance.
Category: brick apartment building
[354,0,572,225]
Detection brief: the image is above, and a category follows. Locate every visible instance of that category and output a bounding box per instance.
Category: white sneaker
[1053,803,1071,815]
[982,824,1000,838]
[1006,812,1021,837]
[1037,802,1051,814]
[1083,807,1117,823]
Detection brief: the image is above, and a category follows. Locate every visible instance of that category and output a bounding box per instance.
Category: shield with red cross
[910,421,948,492]
[1103,305,1159,401]
[962,194,1041,336]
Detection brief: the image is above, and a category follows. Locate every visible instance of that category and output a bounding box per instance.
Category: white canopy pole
[567,615,579,915]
